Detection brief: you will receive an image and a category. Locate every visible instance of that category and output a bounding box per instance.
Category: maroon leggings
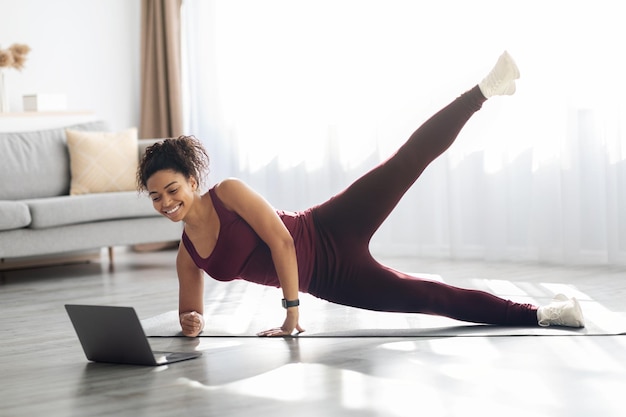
[308,86,538,326]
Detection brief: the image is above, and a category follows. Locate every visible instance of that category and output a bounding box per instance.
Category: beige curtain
[140,0,183,139]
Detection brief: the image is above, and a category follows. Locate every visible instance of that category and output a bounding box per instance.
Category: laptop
[65,304,202,366]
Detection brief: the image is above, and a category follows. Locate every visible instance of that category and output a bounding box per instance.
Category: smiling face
[146,169,198,222]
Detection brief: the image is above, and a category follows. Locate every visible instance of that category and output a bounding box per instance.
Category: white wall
[0,0,140,131]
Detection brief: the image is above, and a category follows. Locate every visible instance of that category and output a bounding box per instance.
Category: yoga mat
[141,278,626,337]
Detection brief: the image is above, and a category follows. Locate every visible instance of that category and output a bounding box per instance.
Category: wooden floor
[1,249,625,417]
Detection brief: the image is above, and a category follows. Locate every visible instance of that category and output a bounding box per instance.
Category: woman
[138,51,584,337]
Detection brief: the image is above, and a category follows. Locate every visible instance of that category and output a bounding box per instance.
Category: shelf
[0,111,94,117]
[0,111,98,132]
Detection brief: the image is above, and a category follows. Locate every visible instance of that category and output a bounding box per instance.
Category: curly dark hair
[137,135,210,192]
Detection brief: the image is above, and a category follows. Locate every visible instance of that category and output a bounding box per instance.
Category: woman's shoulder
[213,178,273,214]
[212,178,249,211]
[213,177,244,198]
[214,177,245,191]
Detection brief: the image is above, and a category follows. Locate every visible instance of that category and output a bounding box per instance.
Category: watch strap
[282,298,300,308]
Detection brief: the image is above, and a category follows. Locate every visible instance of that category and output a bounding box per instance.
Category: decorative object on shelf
[0,43,31,113]
[23,93,68,112]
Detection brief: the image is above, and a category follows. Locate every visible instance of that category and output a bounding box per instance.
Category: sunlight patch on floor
[428,338,500,358]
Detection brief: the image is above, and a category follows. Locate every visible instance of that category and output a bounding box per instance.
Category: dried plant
[0,43,31,71]
[0,49,13,68]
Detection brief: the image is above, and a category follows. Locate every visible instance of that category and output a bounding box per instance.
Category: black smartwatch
[282,298,300,309]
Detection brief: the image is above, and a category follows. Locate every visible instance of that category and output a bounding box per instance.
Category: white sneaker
[479,51,520,98]
[537,294,585,328]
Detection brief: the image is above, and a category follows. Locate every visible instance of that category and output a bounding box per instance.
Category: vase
[0,69,8,113]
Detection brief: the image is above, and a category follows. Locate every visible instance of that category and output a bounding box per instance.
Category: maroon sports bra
[181,186,316,291]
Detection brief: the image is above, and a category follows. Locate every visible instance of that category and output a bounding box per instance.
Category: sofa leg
[108,247,114,270]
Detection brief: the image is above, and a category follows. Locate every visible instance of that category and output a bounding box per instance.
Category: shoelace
[539,302,570,326]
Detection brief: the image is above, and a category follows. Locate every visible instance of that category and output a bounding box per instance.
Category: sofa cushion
[23,192,160,229]
[0,201,31,231]
[0,121,109,200]
[65,127,139,195]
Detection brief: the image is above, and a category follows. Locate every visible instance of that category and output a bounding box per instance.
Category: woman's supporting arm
[177,242,205,337]
[215,178,304,336]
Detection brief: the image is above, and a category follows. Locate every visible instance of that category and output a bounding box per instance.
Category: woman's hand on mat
[180,311,204,337]
[257,308,304,337]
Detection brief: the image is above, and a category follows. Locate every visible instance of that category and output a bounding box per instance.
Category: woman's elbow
[272,235,296,254]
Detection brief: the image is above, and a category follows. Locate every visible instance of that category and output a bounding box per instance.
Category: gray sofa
[0,121,181,267]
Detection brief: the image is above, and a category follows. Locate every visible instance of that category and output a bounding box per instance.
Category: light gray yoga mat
[141,278,626,337]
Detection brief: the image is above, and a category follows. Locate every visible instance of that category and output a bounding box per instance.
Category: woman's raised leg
[313,86,485,246]
[314,52,520,245]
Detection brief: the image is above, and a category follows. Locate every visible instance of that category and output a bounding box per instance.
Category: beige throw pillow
[66,128,138,195]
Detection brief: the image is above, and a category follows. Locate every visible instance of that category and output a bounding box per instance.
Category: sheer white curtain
[182,0,626,266]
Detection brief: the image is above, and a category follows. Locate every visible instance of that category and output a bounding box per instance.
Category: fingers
[257,327,290,337]
[257,311,306,337]
[256,328,279,337]
[256,326,306,337]
[180,311,204,337]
